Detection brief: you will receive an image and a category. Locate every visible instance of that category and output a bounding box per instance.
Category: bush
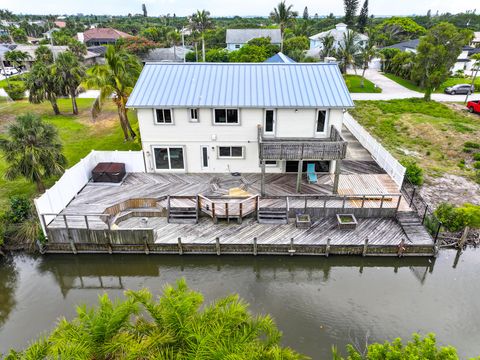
[434,202,480,232]
[473,153,480,161]
[474,161,480,170]
[4,82,26,101]
[5,196,32,224]
[401,158,424,185]
[464,141,480,149]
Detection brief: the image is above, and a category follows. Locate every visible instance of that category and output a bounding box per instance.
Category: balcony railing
[258,125,348,161]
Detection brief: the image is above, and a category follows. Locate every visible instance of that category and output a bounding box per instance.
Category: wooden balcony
[258,125,347,161]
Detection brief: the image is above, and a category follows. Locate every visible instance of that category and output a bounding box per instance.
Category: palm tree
[86,45,142,141]
[338,30,361,74]
[190,10,212,62]
[34,45,54,64]
[320,34,335,60]
[53,51,85,115]
[270,1,298,51]
[166,30,181,60]
[0,113,67,192]
[26,61,62,115]
[359,39,380,87]
[4,50,30,72]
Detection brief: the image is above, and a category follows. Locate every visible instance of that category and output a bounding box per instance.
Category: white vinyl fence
[344,113,405,188]
[34,150,145,235]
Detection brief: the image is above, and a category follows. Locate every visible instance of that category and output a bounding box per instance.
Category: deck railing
[258,125,348,161]
[198,194,259,222]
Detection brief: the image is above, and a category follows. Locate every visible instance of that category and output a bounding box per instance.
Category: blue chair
[307,163,317,184]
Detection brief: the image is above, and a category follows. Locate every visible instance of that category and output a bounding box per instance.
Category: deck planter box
[296,214,311,229]
[92,162,126,183]
[336,214,358,230]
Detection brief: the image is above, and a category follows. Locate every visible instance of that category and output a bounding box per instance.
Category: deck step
[168,207,197,224]
[258,208,288,224]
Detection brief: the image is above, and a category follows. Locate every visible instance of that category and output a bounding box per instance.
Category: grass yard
[0,98,141,209]
[382,73,423,92]
[383,73,480,93]
[350,99,480,179]
[344,74,382,93]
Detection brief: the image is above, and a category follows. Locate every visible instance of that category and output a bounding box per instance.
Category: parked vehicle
[444,84,475,95]
[0,67,19,76]
[467,100,480,114]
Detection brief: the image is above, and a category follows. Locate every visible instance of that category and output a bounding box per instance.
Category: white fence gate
[344,113,405,188]
[34,150,145,235]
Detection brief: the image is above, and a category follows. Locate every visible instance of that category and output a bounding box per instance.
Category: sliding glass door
[153,146,185,170]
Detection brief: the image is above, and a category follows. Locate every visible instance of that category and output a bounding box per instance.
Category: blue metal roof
[264,52,296,64]
[127,63,354,109]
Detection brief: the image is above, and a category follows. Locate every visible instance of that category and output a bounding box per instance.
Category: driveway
[350,69,480,102]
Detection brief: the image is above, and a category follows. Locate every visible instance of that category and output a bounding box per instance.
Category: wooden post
[177,237,183,255]
[342,196,346,209]
[325,238,331,257]
[410,187,416,207]
[458,226,470,249]
[363,238,369,257]
[396,195,402,212]
[253,237,258,256]
[225,203,229,223]
[261,160,266,196]
[167,195,171,223]
[84,215,90,230]
[216,237,221,256]
[63,214,77,254]
[212,202,217,224]
[333,159,341,194]
[380,195,385,209]
[304,197,307,213]
[296,160,303,193]
[422,205,429,224]
[144,242,150,255]
[288,237,295,256]
[397,239,406,257]
[195,195,199,223]
[361,195,366,208]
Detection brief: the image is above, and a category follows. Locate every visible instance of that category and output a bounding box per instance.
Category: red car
[467,100,480,114]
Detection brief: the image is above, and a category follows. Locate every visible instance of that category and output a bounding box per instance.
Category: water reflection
[0,255,18,328]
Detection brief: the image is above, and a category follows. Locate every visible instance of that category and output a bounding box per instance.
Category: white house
[126,63,353,192]
[307,23,368,58]
[471,32,480,48]
[225,29,282,51]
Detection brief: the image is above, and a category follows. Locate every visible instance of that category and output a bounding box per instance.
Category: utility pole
[465,58,479,104]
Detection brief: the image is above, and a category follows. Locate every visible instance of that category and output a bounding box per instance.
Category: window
[153,147,184,170]
[265,109,275,134]
[189,108,199,122]
[235,44,241,49]
[316,110,327,133]
[265,160,277,167]
[218,146,243,158]
[214,109,239,124]
[155,109,172,124]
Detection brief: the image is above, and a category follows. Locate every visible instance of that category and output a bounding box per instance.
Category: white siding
[137,107,345,173]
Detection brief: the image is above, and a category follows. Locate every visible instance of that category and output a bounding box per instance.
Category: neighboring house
[77,28,131,46]
[264,52,296,63]
[12,45,101,68]
[226,29,282,51]
[471,32,480,48]
[307,23,368,58]
[385,39,478,75]
[43,28,60,40]
[126,62,353,188]
[54,21,67,28]
[140,46,190,63]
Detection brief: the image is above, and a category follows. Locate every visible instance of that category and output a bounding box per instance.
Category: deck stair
[397,211,433,243]
[167,196,199,224]
[257,208,288,224]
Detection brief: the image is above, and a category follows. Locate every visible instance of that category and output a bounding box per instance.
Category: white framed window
[264,109,276,135]
[316,110,328,134]
[218,146,244,159]
[154,109,173,124]
[265,160,278,167]
[214,109,239,124]
[189,108,199,122]
[152,146,185,170]
[235,44,241,49]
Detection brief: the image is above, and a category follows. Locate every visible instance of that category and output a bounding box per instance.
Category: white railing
[344,112,405,188]
[34,150,145,235]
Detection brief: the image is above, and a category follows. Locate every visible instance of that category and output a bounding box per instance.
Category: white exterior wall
[227,42,282,51]
[137,107,345,174]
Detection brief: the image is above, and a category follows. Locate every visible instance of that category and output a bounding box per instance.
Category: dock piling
[363,238,369,257]
[216,237,221,256]
[325,238,331,257]
[253,237,258,256]
[177,237,183,255]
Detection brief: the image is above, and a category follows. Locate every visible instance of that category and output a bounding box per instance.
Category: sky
[0,0,478,17]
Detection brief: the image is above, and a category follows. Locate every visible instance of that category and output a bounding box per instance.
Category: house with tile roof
[77,28,132,46]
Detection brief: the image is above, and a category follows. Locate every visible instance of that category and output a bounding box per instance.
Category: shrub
[401,158,424,185]
[434,202,480,232]
[4,82,26,101]
[473,153,480,161]
[5,196,32,224]
[473,161,480,170]
[464,141,480,149]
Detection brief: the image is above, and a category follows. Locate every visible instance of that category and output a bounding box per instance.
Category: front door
[201,145,210,170]
[264,109,276,136]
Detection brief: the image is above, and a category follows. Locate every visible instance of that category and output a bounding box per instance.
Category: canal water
[1,250,480,358]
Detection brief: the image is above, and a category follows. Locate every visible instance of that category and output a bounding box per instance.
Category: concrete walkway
[350,69,480,102]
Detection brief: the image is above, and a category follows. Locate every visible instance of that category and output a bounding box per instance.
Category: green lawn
[350,99,480,179]
[344,74,382,93]
[0,98,141,209]
[383,73,480,93]
[382,73,423,92]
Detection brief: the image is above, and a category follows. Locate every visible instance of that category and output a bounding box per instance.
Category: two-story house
[226,29,282,51]
[126,62,353,194]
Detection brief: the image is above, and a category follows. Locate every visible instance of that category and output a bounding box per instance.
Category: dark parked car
[444,84,475,95]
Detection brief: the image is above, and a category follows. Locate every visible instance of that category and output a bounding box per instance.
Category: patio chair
[307,163,318,184]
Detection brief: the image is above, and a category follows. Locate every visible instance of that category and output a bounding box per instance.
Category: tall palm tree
[190,10,212,62]
[53,51,85,115]
[270,1,298,51]
[86,45,142,141]
[166,30,181,60]
[4,50,30,72]
[320,34,335,60]
[338,30,361,74]
[34,45,54,64]
[26,61,62,115]
[359,39,380,87]
[0,113,67,192]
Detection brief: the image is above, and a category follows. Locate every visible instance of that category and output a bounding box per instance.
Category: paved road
[349,69,480,102]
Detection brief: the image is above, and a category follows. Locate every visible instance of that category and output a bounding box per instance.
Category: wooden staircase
[257,208,288,224]
[167,196,199,224]
[397,211,433,243]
